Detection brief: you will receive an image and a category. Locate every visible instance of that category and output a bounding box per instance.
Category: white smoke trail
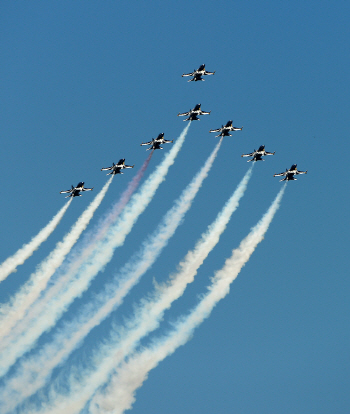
[1,152,153,352]
[89,185,286,414]
[0,124,189,380]
[0,202,72,283]
[14,165,254,414]
[0,178,113,375]
[0,135,221,413]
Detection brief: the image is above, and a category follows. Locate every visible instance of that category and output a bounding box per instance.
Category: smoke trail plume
[0,201,71,282]
[0,178,113,376]
[0,125,189,380]
[88,184,286,414]
[0,135,220,413]
[12,165,254,414]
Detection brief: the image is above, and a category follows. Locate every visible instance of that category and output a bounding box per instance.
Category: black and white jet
[140,133,173,150]
[274,164,307,181]
[241,145,275,162]
[101,159,134,175]
[209,120,243,137]
[60,182,94,198]
[182,64,215,82]
[178,104,211,121]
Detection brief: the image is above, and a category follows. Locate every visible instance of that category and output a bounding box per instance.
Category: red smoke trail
[98,152,154,236]
[67,151,154,260]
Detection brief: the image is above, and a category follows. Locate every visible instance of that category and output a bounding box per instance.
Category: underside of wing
[186,115,199,121]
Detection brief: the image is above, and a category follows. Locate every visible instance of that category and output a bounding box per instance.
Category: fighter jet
[140,133,173,150]
[182,64,215,82]
[274,164,307,181]
[178,104,211,121]
[101,159,134,175]
[241,145,275,162]
[209,120,243,137]
[60,182,94,198]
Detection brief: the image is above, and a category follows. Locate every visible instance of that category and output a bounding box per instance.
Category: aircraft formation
[1,63,309,414]
[60,63,307,198]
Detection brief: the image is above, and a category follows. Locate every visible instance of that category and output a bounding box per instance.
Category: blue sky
[0,1,349,413]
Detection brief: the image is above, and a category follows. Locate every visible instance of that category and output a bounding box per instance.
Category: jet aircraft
[60,182,94,198]
[241,145,275,162]
[101,159,134,175]
[209,120,243,137]
[141,133,173,150]
[273,164,307,181]
[178,104,211,121]
[182,64,215,82]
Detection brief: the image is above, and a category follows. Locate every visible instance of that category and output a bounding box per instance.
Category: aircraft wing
[182,72,194,77]
[273,172,286,177]
[265,151,275,156]
[296,170,307,175]
[101,166,113,171]
[178,111,190,117]
[124,164,134,168]
[60,189,73,194]
[209,128,221,133]
[140,141,153,146]
[242,152,255,158]
[147,144,162,150]
[82,187,93,192]
[205,70,215,75]
[199,110,210,115]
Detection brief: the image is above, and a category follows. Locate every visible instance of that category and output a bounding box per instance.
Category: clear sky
[0,1,349,413]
